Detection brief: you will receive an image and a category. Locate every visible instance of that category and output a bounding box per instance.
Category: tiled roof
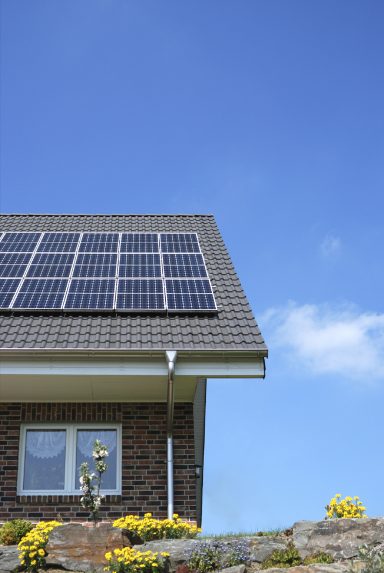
[0,214,267,354]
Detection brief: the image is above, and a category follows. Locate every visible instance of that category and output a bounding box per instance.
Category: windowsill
[17,494,122,504]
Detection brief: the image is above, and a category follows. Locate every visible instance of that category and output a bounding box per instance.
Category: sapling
[79,439,108,525]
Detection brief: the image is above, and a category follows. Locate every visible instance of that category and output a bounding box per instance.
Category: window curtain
[77,431,116,457]
[25,431,66,459]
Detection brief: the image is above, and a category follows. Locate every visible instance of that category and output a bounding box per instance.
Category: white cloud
[262,302,384,381]
[320,234,341,258]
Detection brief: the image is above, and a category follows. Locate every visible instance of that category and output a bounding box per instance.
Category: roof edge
[0,213,216,218]
[0,347,268,358]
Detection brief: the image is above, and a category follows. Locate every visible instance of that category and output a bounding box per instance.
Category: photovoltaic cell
[73,254,117,278]
[116,279,164,310]
[120,234,159,253]
[65,279,115,309]
[166,279,216,311]
[0,279,21,307]
[0,253,32,265]
[163,253,207,278]
[32,253,75,266]
[26,264,73,278]
[0,264,29,278]
[160,233,200,253]
[12,279,67,309]
[37,233,80,253]
[118,253,161,278]
[0,233,41,252]
[79,234,119,253]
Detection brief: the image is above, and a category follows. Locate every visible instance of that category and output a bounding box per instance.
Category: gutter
[165,350,177,519]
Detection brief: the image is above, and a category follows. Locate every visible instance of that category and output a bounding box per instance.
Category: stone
[218,565,246,573]
[133,539,200,571]
[249,537,288,563]
[45,523,125,572]
[0,546,20,573]
[260,562,365,573]
[293,518,384,559]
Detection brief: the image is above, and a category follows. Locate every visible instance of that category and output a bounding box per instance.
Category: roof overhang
[0,350,266,402]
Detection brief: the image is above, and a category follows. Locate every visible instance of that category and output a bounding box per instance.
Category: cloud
[320,234,341,258]
[262,302,384,381]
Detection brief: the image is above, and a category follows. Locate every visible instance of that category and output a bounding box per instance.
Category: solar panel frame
[0,231,217,314]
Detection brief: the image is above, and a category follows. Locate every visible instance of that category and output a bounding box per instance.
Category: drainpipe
[166,350,177,519]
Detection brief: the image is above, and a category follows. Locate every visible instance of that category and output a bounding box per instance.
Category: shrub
[187,540,250,573]
[261,542,302,569]
[326,494,367,519]
[113,513,201,542]
[0,519,33,545]
[303,552,334,565]
[18,521,62,571]
[357,543,384,573]
[104,547,169,573]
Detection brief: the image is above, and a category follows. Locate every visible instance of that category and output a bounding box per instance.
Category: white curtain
[77,431,116,457]
[26,430,66,459]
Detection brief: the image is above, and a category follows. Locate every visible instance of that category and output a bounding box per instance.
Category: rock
[260,562,364,573]
[249,537,288,562]
[293,518,384,559]
[0,546,20,573]
[133,539,200,571]
[219,565,246,573]
[46,523,124,572]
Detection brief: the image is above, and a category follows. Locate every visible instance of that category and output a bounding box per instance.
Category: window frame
[18,423,122,495]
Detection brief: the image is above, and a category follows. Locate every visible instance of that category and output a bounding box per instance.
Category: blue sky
[1,0,384,532]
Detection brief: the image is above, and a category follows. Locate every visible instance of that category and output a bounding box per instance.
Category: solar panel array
[0,232,217,312]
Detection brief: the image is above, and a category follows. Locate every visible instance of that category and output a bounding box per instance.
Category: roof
[0,214,267,354]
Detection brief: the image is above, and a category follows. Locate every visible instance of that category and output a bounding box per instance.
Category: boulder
[249,537,288,563]
[219,565,246,573]
[293,518,384,559]
[46,523,125,573]
[0,546,20,573]
[133,539,200,571]
[260,562,364,573]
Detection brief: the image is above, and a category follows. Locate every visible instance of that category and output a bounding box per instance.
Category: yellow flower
[38,549,45,557]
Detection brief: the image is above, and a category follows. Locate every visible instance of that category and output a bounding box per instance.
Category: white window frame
[18,424,122,495]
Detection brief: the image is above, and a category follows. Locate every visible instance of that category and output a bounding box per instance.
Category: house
[0,214,267,526]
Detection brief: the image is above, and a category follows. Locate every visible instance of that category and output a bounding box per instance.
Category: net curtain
[25,430,116,459]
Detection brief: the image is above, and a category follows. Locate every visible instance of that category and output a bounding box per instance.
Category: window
[18,425,121,495]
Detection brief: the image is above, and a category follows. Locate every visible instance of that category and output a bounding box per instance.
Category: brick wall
[0,403,196,522]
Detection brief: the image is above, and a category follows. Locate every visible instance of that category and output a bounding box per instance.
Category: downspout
[166,350,177,519]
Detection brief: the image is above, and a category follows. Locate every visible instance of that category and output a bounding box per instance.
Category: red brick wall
[0,403,196,522]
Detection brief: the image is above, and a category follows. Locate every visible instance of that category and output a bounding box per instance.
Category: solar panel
[79,233,119,253]
[166,279,216,310]
[160,233,200,253]
[118,253,161,278]
[0,263,29,278]
[65,279,115,309]
[73,253,117,278]
[12,279,67,309]
[37,233,80,253]
[120,233,159,253]
[0,279,21,307]
[116,279,164,310]
[0,232,217,313]
[0,233,41,252]
[163,253,207,278]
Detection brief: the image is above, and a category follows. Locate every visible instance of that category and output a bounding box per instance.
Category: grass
[199,528,284,540]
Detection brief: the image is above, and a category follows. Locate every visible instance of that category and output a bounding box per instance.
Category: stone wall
[0,402,196,522]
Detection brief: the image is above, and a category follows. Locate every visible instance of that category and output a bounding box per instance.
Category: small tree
[79,439,108,525]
